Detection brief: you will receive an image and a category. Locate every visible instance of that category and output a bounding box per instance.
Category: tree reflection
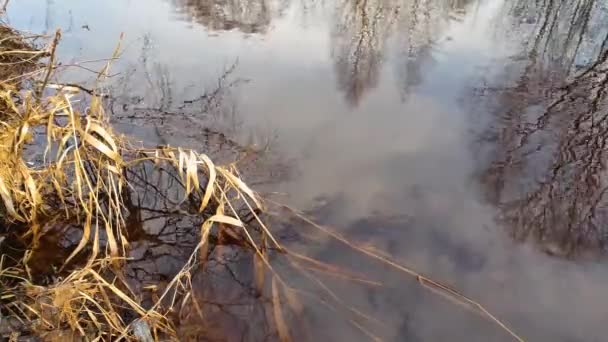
[172,0,290,33]
[507,0,607,77]
[331,0,478,106]
[170,0,481,106]
[480,1,608,256]
[330,0,400,106]
[394,0,476,100]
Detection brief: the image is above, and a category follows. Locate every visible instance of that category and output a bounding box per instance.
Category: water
[6,0,608,340]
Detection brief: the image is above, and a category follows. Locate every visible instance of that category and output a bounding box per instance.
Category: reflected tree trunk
[331,0,402,106]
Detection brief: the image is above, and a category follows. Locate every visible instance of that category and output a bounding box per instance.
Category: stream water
[6,0,608,341]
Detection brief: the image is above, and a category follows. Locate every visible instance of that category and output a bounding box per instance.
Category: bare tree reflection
[479,1,608,256]
[172,0,291,34]
[114,155,266,340]
[118,155,390,340]
[330,0,402,106]
[507,0,608,77]
[396,0,477,99]
[331,0,478,106]
[169,0,482,106]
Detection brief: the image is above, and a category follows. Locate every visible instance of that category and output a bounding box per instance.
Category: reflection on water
[6,0,608,340]
[330,0,400,106]
[507,0,608,75]
[478,0,608,255]
[171,0,479,105]
[172,0,290,33]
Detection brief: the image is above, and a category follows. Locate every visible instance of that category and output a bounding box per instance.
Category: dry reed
[0,27,276,340]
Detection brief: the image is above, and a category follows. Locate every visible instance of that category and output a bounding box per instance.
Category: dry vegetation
[0,24,524,342]
[0,26,280,340]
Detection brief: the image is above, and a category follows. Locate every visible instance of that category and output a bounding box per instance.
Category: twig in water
[37,29,61,98]
[274,202,526,342]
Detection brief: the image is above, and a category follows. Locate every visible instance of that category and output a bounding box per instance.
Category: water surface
[6,0,608,340]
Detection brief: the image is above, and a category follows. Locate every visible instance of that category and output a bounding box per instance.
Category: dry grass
[0,23,46,82]
[0,27,278,340]
[0,25,525,342]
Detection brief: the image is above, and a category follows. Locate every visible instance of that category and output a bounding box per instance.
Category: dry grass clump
[0,23,46,82]
[0,28,278,340]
